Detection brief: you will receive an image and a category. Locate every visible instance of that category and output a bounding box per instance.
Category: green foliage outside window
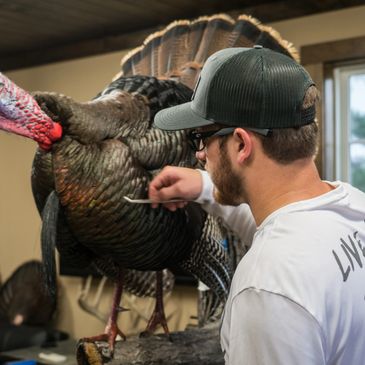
[351,112,365,139]
[350,112,365,192]
[352,164,365,192]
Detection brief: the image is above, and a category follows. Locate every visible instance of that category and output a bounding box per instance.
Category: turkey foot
[82,319,126,356]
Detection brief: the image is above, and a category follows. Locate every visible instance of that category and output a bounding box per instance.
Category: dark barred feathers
[99,75,193,121]
[99,76,196,170]
[41,190,59,298]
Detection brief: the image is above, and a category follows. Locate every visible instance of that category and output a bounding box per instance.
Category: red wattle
[38,142,52,151]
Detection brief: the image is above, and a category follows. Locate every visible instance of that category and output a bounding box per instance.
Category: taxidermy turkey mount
[0,12,298,363]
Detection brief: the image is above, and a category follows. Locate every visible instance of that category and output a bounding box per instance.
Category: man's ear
[233,128,253,164]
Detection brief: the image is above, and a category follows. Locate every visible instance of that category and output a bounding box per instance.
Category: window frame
[333,64,365,185]
[301,36,365,182]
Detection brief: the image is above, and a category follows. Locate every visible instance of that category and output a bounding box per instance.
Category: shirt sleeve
[194,169,257,244]
[223,288,326,365]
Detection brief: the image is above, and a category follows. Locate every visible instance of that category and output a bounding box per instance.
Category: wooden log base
[76,323,224,365]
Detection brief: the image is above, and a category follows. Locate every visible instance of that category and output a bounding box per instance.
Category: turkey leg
[140,270,170,337]
[82,269,127,355]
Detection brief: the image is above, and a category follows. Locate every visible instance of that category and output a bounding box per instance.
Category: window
[334,65,365,192]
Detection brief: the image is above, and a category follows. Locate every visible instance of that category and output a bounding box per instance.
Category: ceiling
[1,0,363,71]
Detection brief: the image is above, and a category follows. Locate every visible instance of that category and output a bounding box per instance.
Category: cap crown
[191,46,315,129]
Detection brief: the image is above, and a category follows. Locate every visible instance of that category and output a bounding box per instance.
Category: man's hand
[149,166,203,211]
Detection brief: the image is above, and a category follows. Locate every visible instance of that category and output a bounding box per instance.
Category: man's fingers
[149,170,178,200]
[164,202,178,211]
[153,185,182,202]
[148,166,199,207]
[149,176,167,191]
[175,201,187,209]
[150,200,187,211]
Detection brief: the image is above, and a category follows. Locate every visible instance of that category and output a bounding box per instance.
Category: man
[149,46,365,364]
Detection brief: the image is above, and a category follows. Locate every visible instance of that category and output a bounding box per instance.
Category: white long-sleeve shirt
[195,170,365,365]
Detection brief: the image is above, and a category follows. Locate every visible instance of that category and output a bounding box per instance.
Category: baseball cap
[154,45,316,131]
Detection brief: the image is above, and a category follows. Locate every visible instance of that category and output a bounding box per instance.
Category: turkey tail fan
[116,17,206,81]
[157,20,192,78]
[255,24,298,61]
[41,190,59,299]
[228,15,298,61]
[117,13,299,89]
[193,14,235,66]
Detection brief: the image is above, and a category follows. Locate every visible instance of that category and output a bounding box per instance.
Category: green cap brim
[153,101,215,131]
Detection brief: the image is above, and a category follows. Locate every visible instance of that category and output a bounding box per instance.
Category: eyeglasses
[188,126,271,152]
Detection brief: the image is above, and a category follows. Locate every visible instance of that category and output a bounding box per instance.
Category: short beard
[211,138,246,206]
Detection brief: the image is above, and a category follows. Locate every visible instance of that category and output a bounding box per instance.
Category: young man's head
[154,46,320,205]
